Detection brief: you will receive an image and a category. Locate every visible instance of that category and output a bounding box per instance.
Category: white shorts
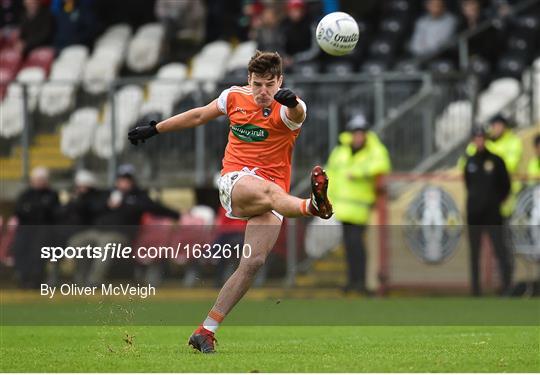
[218,167,283,221]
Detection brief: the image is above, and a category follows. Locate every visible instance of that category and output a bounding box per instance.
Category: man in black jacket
[464,127,512,296]
[70,165,180,285]
[12,167,59,288]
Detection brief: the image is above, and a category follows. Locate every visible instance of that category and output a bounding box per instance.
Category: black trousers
[467,223,513,296]
[342,223,367,290]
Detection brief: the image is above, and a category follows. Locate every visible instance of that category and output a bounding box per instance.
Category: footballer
[128,50,333,353]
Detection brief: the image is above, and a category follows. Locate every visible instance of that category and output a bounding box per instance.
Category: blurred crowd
[1,0,530,70]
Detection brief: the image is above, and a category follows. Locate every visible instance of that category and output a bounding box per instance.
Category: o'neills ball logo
[333,33,359,43]
[231,124,269,142]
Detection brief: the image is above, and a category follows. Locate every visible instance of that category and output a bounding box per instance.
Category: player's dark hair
[248,50,282,79]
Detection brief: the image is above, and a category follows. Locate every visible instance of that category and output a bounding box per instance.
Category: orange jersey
[217,85,307,192]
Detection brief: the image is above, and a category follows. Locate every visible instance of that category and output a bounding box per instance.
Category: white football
[316,12,359,56]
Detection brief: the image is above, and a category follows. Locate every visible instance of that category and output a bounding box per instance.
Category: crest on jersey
[403,185,463,264]
[509,184,540,262]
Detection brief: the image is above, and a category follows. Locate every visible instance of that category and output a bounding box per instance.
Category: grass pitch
[1,297,539,372]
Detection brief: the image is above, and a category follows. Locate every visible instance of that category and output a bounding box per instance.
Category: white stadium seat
[191,41,232,91]
[57,45,89,64]
[226,41,257,72]
[92,122,126,159]
[82,24,132,95]
[476,78,521,123]
[60,107,99,158]
[0,95,24,138]
[126,23,164,73]
[435,100,472,151]
[103,85,144,132]
[39,45,90,116]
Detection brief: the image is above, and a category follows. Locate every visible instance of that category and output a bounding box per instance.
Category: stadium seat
[435,100,472,151]
[429,59,456,74]
[476,77,521,122]
[291,62,320,77]
[368,37,397,60]
[104,84,144,132]
[361,59,390,74]
[83,24,131,94]
[127,23,164,73]
[143,63,188,118]
[83,48,123,95]
[0,49,22,79]
[226,41,257,72]
[506,36,531,60]
[0,66,17,86]
[394,59,420,73]
[191,40,232,91]
[39,45,89,116]
[326,61,354,76]
[514,14,540,42]
[22,47,55,74]
[387,0,412,13]
[92,122,126,159]
[58,44,89,62]
[0,94,24,138]
[8,67,46,112]
[60,107,99,158]
[95,23,132,52]
[497,54,527,79]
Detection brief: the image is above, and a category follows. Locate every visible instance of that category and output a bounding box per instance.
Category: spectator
[51,170,107,285]
[282,0,311,55]
[1,0,22,29]
[154,0,205,62]
[409,0,457,58]
[50,0,100,50]
[0,0,22,47]
[527,134,540,182]
[14,0,54,57]
[236,0,264,41]
[12,166,59,289]
[326,114,391,295]
[457,0,497,61]
[61,169,107,226]
[463,127,512,296]
[69,164,179,285]
[253,5,284,54]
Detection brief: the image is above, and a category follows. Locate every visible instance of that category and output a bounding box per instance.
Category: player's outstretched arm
[128,99,223,145]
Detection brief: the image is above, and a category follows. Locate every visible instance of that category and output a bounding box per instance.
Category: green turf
[1,298,539,372]
[1,325,538,372]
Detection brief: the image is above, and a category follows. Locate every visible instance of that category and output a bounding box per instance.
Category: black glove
[128,120,159,145]
[274,88,299,108]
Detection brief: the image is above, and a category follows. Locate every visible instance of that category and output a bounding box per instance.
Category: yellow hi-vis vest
[326,131,391,225]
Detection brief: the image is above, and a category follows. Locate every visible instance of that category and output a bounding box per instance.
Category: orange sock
[299,199,311,216]
[203,309,224,333]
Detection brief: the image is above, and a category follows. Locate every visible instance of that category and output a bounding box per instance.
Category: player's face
[249,73,283,108]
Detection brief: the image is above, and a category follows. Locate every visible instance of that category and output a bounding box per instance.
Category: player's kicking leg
[188,166,332,353]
